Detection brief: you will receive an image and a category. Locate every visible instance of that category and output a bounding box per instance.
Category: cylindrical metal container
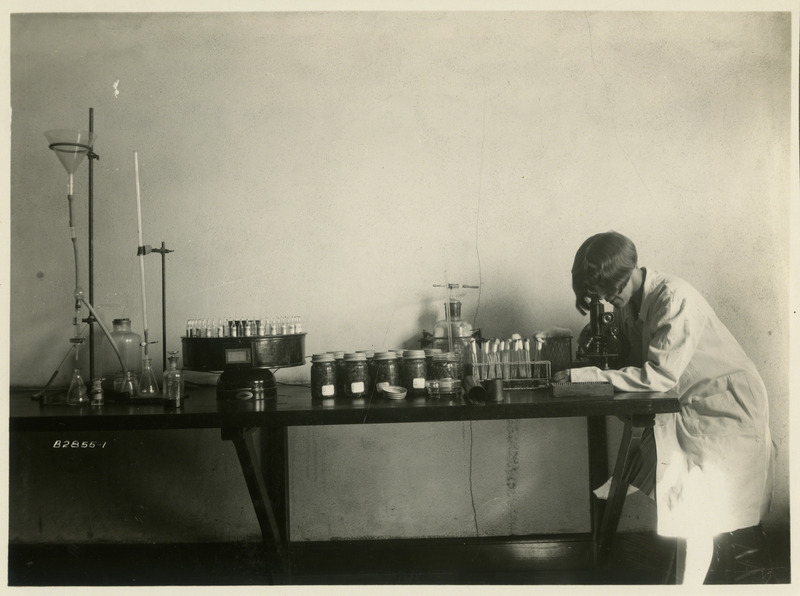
[182,333,306,371]
[181,333,306,400]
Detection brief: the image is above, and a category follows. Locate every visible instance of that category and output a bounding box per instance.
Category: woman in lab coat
[554,231,772,585]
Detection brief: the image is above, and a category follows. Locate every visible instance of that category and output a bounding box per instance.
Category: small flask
[163,351,184,409]
[89,377,105,406]
[67,368,89,406]
[252,379,265,400]
[138,356,160,398]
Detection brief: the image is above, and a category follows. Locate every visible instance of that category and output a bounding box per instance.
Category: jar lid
[311,353,335,363]
[424,348,443,356]
[113,317,131,324]
[382,385,407,399]
[343,352,367,361]
[333,351,345,359]
[432,351,458,361]
[356,350,375,358]
[403,349,426,359]
[373,351,396,360]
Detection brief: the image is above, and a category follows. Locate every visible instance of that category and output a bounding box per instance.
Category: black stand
[137,241,174,373]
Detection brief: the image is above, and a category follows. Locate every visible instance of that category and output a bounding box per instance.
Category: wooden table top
[9,383,679,432]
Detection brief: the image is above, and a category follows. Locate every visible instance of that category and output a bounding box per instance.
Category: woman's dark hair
[571,231,638,315]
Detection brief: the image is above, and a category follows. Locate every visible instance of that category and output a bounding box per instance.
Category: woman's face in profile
[597,274,633,310]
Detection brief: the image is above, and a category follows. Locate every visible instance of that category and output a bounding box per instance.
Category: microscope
[575,293,627,370]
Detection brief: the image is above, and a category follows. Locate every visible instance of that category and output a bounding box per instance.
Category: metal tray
[181,334,306,372]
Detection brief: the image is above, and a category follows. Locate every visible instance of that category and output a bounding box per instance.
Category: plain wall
[8,11,792,543]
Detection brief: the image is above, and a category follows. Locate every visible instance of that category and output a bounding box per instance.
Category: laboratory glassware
[66,368,89,406]
[163,351,184,408]
[138,356,160,398]
[101,318,142,393]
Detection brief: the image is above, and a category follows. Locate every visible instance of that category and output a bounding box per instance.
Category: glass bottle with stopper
[432,298,473,378]
[163,350,184,408]
[101,317,142,395]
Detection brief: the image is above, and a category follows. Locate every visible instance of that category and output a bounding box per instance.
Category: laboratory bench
[9,383,681,585]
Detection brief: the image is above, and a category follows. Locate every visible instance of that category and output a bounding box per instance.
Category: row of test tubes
[186,316,304,338]
[465,336,550,381]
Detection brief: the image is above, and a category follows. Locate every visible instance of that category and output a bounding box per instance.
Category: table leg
[222,426,288,572]
[595,415,653,561]
[586,416,608,556]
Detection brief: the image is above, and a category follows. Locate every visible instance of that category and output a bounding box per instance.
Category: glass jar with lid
[342,352,369,399]
[423,348,442,379]
[431,351,459,380]
[402,349,427,397]
[333,351,346,398]
[311,353,337,400]
[373,351,400,394]
[356,350,375,393]
[430,351,461,397]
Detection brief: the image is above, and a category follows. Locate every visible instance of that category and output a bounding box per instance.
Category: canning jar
[342,352,369,399]
[402,349,427,397]
[429,351,461,397]
[357,350,375,393]
[424,348,443,379]
[431,351,459,381]
[333,351,346,398]
[373,351,400,394]
[311,353,337,400]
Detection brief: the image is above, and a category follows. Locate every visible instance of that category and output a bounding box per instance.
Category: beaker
[119,370,139,398]
[137,357,160,398]
[66,368,89,406]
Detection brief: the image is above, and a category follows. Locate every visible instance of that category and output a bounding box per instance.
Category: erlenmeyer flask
[138,357,160,398]
[44,129,96,175]
[67,368,89,406]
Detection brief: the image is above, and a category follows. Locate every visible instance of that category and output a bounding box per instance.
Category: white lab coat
[570,269,772,538]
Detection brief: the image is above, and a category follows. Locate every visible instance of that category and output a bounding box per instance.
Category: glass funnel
[44,129,96,175]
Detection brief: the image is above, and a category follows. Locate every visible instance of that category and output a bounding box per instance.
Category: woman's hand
[552,369,571,383]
